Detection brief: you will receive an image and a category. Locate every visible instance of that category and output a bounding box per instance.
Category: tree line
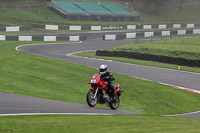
[139,0,197,10]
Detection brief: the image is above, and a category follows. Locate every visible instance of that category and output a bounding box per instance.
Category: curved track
[1,37,200,118]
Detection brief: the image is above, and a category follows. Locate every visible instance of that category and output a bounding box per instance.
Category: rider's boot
[102,90,109,101]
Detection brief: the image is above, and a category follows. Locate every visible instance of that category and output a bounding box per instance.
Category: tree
[142,0,168,10]
[180,0,186,9]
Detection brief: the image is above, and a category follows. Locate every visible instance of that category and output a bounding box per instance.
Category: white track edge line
[0,113,113,117]
[67,50,200,92]
[165,111,200,117]
[67,50,200,117]
[66,50,200,77]
[15,45,200,117]
[15,41,82,51]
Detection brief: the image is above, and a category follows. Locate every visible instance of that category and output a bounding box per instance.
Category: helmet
[99,64,107,74]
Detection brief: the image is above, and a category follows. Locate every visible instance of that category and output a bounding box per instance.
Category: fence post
[182,36,184,44]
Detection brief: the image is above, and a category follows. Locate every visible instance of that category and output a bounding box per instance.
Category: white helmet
[99,64,107,74]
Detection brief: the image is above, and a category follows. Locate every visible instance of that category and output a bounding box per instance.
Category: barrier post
[182,36,184,44]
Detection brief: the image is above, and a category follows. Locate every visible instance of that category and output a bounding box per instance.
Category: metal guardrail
[103,29,200,40]
[0,35,87,42]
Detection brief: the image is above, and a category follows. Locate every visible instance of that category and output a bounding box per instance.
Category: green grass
[0,0,49,5]
[75,51,200,74]
[1,41,200,115]
[1,115,200,133]
[138,6,200,24]
[1,5,200,26]
[0,8,136,26]
[0,31,42,35]
[110,36,200,60]
[0,8,67,26]
[75,36,200,73]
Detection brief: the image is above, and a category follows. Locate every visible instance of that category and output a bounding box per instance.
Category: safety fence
[1,24,200,32]
[0,26,32,32]
[103,29,200,40]
[96,50,200,68]
[32,23,200,31]
[0,35,87,42]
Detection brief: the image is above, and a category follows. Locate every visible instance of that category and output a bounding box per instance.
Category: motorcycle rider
[99,64,115,100]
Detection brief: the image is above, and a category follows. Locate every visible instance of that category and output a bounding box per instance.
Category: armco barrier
[0,26,31,32]
[32,23,200,31]
[96,50,200,68]
[103,29,200,40]
[1,23,199,32]
[0,35,87,41]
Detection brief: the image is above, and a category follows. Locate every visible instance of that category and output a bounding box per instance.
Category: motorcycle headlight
[90,79,96,83]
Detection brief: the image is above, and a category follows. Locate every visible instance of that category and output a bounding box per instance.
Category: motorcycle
[86,73,122,110]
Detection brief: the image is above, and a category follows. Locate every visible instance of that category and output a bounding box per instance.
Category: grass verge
[1,41,200,115]
[1,5,200,26]
[0,115,200,133]
[75,37,200,74]
[110,36,200,60]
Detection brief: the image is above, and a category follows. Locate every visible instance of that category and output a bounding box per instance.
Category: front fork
[93,87,99,100]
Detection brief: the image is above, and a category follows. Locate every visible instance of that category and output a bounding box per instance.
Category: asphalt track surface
[1,35,200,118]
[0,92,132,115]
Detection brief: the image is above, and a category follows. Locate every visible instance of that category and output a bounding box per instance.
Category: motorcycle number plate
[90,79,96,83]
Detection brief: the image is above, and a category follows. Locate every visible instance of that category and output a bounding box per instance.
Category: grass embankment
[139,6,200,24]
[1,115,200,133]
[1,41,200,115]
[76,37,200,74]
[111,37,200,60]
[0,0,49,5]
[1,4,200,26]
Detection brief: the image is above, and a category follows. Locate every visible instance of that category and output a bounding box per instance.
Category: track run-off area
[1,35,200,119]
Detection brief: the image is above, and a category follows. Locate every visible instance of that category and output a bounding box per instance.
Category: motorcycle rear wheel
[86,90,97,107]
[109,95,120,110]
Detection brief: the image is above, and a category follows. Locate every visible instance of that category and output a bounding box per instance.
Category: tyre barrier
[0,35,87,41]
[96,50,200,68]
[103,29,200,40]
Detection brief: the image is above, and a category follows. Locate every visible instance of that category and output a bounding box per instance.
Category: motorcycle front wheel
[109,95,120,110]
[86,90,97,107]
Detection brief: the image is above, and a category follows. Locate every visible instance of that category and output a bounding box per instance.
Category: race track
[1,36,200,118]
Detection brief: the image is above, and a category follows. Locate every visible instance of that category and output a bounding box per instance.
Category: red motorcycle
[86,73,122,110]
